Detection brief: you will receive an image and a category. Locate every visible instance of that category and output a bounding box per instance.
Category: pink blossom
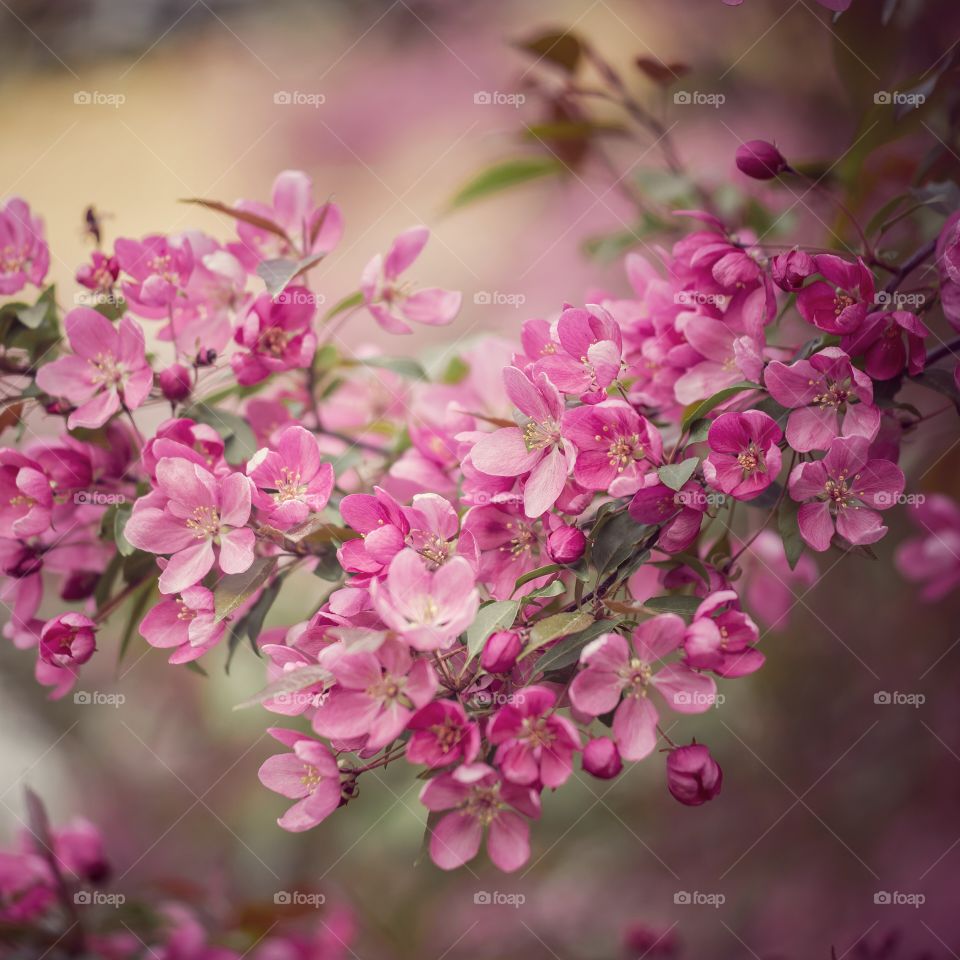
[545,520,586,564]
[569,618,716,761]
[895,494,960,601]
[419,762,540,872]
[841,309,929,380]
[158,364,192,403]
[247,425,334,529]
[406,700,480,768]
[703,410,782,500]
[115,233,194,318]
[532,305,623,402]
[0,197,49,295]
[764,347,879,452]
[469,367,574,518]
[38,613,97,667]
[481,629,522,673]
[796,254,874,334]
[770,248,815,292]
[370,549,479,650]
[338,486,408,576]
[562,400,662,491]
[788,436,904,552]
[672,313,761,405]
[258,729,343,832]
[628,479,707,554]
[684,589,763,677]
[582,736,623,779]
[142,418,227,479]
[361,226,461,333]
[139,586,226,663]
[36,309,152,430]
[735,140,788,180]
[666,743,723,805]
[124,458,255,594]
[76,250,119,295]
[487,685,581,787]
[312,638,437,750]
[461,503,547,600]
[231,288,317,386]
[0,450,54,538]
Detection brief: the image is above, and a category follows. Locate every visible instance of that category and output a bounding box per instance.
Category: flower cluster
[0,151,954,874]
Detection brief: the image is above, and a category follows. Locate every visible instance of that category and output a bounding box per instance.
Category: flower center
[620,657,652,697]
[300,764,321,791]
[273,466,305,502]
[89,352,123,387]
[604,432,643,471]
[176,600,197,622]
[259,326,291,357]
[430,718,464,753]
[811,378,851,409]
[834,292,855,315]
[522,418,560,452]
[736,444,764,474]
[464,784,503,826]
[185,504,221,538]
[367,673,405,705]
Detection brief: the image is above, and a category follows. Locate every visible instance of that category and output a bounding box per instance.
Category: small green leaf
[513,563,565,592]
[323,290,364,322]
[117,580,155,666]
[214,556,278,622]
[644,595,702,619]
[777,497,805,570]
[348,355,428,380]
[465,600,519,662]
[257,254,325,298]
[591,511,648,578]
[535,619,616,674]
[658,457,699,491]
[680,382,761,432]
[113,503,135,557]
[185,403,258,464]
[449,157,563,211]
[522,611,594,660]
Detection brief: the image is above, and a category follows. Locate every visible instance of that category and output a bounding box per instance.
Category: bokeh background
[2,0,960,957]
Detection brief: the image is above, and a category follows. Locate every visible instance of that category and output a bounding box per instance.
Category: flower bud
[666,743,723,805]
[582,736,623,779]
[158,364,192,403]
[735,140,787,180]
[546,523,586,565]
[39,613,97,667]
[481,630,522,673]
[770,249,815,292]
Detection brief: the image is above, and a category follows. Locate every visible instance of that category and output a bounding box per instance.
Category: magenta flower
[461,502,547,600]
[764,347,879,452]
[231,288,317,386]
[533,305,623,402]
[770,248,814,292]
[124,458,255,594]
[841,309,929,381]
[787,436,905,552]
[703,410,782,500]
[247,425,334,529]
[487,685,581,787]
[562,401,662,491]
[481,629,522,674]
[0,197,49,295]
[796,254,874,334]
[684,589,763,677]
[0,451,54,539]
[370,549,479,651]
[139,586,226,664]
[666,743,723,806]
[735,140,788,180]
[38,613,97,668]
[672,315,759,406]
[419,762,540,872]
[115,233,194,318]
[406,700,480,768]
[36,309,152,430]
[75,250,119,294]
[895,494,960,601]
[628,478,707,553]
[470,367,574,518]
[258,729,343,832]
[312,639,437,751]
[338,486,409,576]
[361,226,461,334]
[570,617,716,761]
[582,737,623,779]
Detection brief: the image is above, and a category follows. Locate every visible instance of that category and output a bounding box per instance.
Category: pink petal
[613,696,659,761]
[430,811,482,870]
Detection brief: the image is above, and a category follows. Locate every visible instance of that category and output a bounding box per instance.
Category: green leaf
[441,355,470,385]
[519,579,567,603]
[465,600,519,662]
[522,611,594,660]
[681,382,761,432]
[323,290,364,322]
[94,553,123,610]
[685,418,711,444]
[644,595,701,618]
[185,403,258,464]
[513,563,565,591]
[449,157,563,211]
[113,502,135,557]
[777,497,805,571]
[350,355,428,380]
[117,581,155,666]
[233,663,331,710]
[515,30,583,73]
[658,457,699,491]
[591,511,648,578]
[256,254,325,298]
[214,556,278,622]
[535,619,616,674]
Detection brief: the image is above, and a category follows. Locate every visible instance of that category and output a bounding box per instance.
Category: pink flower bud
[481,630,522,673]
[771,249,815,292]
[39,613,97,667]
[735,140,788,180]
[666,743,723,805]
[546,523,586,565]
[582,736,623,779]
[158,364,192,403]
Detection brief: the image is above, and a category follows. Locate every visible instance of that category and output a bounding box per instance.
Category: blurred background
[2,0,960,957]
